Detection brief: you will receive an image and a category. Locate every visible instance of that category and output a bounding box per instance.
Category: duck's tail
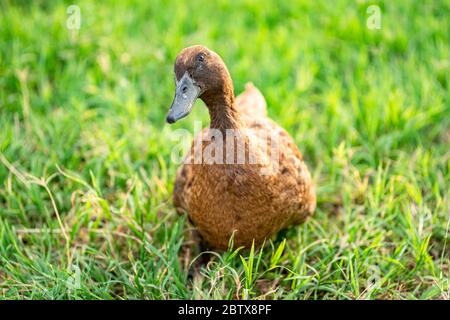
[234,82,267,118]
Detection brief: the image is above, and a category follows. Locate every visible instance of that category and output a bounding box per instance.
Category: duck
[166,45,316,250]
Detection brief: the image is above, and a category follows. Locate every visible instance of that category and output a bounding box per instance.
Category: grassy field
[0,0,449,299]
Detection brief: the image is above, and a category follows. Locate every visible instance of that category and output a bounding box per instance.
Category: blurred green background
[0,0,449,299]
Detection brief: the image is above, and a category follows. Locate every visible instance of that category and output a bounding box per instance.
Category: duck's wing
[234,82,267,119]
[249,116,316,224]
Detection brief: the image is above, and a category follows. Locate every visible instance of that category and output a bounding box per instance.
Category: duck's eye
[196,53,205,63]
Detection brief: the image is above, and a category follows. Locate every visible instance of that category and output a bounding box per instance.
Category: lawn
[0,0,449,299]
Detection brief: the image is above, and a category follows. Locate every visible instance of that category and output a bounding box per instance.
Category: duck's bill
[166,72,201,124]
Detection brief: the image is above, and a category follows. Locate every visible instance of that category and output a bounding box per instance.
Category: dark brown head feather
[174,45,235,109]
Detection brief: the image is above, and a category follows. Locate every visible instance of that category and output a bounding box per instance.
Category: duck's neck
[202,87,243,132]
[209,103,242,131]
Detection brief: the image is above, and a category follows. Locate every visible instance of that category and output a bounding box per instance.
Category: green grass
[0,0,449,299]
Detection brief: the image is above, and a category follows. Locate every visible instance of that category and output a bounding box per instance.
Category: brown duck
[166,45,316,250]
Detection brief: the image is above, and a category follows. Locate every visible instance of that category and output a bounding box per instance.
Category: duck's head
[166,45,234,124]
